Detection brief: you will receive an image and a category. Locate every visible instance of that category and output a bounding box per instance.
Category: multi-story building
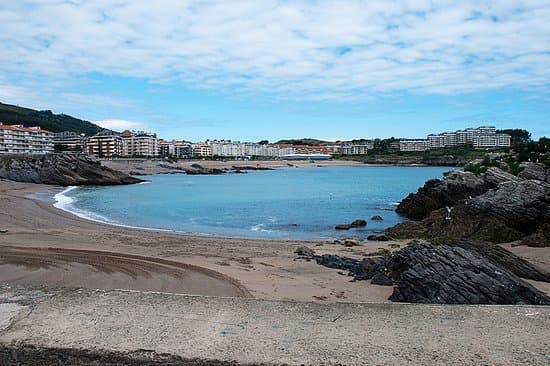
[192,142,212,157]
[0,123,53,154]
[53,131,87,151]
[86,130,122,158]
[120,130,159,157]
[404,126,511,152]
[159,139,192,158]
[399,139,429,152]
[473,133,511,148]
[339,144,369,155]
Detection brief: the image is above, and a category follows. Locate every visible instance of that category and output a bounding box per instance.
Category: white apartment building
[120,130,159,157]
[208,140,294,158]
[399,140,429,152]
[192,142,212,157]
[404,126,511,152]
[86,130,122,158]
[340,144,369,155]
[0,123,53,154]
[473,133,511,148]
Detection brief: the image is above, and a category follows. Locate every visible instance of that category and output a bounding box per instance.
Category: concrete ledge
[1,283,549,365]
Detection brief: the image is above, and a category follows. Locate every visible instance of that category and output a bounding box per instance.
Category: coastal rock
[386,244,550,305]
[367,234,391,241]
[335,224,352,230]
[371,215,383,221]
[312,239,549,304]
[518,162,549,182]
[350,219,367,227]
[389,178,550,244]
[0,154,143,186]
[395,170,488,221]
[294,246,315,259]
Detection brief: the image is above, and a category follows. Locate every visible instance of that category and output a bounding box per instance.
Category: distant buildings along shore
[399,126,511,152]
[0,122,512,158]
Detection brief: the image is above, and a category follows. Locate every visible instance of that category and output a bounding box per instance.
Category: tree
[497,129,531,144]
[258,140,269,145]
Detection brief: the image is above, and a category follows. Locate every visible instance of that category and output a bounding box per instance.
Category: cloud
[94,119,146,131]
[0,1,549,101]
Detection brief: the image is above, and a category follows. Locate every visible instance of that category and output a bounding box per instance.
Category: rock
[365,248,391,257]
[483,167,522,186]
[0,154,143,186]
[0,230,7,234]
[371,215,383,221]
[371,272,393,286]
[294,246,315,259]
[386,244,550,305]
[343,239,361,247]
[350,219,367,227]
[367,234,391,241]
[389,177,550,245]
[396,170,489,221]
[518,162,549,182]
[445,239,550,282]
[388,243,400,249]
[335,224,352,230]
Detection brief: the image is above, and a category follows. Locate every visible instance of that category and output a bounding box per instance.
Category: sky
[0,0,549,141]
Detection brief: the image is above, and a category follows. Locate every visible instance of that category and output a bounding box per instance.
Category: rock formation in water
[389,164,550,246]
[0,154,143,186]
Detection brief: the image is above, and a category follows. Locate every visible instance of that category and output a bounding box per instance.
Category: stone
[371,273,393,286]
[0,154,143,186]
[386,244,550,305]
[350,219,367,227]
[371,215,383,221]
[335,224,351,230]
[294,246,315,259]
[367,234,391,241]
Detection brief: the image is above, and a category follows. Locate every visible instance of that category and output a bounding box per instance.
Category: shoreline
[2,179,549,303]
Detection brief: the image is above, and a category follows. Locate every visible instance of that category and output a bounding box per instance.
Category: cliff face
[389,164,550,246]
[0,154,143,186]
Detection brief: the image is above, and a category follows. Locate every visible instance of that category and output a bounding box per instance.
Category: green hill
[0,102,104,136]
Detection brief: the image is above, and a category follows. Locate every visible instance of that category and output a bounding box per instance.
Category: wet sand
[0,179,548,302]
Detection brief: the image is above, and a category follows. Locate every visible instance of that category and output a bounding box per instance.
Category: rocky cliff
[0,154,143,186]
[389,164,550,246]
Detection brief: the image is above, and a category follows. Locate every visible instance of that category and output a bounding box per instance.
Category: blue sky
[1,1,549,141]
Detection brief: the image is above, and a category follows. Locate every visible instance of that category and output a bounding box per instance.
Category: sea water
[55,166,451,240]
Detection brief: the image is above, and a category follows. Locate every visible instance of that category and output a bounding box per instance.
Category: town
[0,122,511,159]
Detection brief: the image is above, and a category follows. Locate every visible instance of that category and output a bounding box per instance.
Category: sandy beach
[1,178,549,302]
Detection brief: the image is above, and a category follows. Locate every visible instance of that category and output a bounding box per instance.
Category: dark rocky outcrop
[390,165,550,246]
[386,244,550,305]
[335,219,367,230]
[309,240,550,305]
[0,154,143,186]
[350,219,367,227]
[371,215,383,221]
[396,170,489,220]
[367,234,391,241]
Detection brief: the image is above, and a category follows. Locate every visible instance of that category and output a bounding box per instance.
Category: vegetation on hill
[275,138,328,146]
[496,129,531,143]
[0,102,103,136]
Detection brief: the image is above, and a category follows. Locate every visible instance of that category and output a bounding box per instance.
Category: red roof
[0,123,51,133]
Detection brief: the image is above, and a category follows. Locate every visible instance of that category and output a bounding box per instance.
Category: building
[159,139,192,158]
[279,144,331,155]
[340,144,369,155]
[86,130,122,158]
[191,142,212,157]
[402,126,511,152]
[399,139,429,152]
[0,123,53,154]
[53,131,87,151]
[473,133,511,148]
[282,153,331,160]
[120,130,159,157]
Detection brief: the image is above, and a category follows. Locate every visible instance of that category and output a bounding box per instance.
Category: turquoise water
[56,166,451,240]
